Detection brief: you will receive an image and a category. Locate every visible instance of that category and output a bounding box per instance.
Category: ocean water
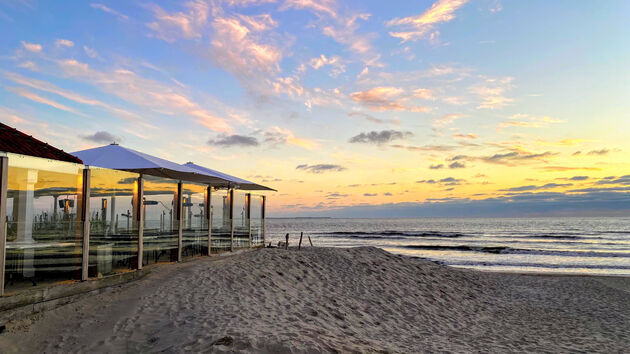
[266,217,630,276]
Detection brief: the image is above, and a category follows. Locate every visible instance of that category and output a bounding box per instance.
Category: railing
[0,153,266,296]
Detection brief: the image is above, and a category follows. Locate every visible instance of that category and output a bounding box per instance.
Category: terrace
[0,123,272,297]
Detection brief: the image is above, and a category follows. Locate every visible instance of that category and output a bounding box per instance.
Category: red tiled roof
[0,122,83,164]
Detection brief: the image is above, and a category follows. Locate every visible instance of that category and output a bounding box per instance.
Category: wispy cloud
[146,0,209,42]
[386,0,469,43]
[90,3,129,21]
[500,183,573,192]
[6,86,82,115]
[81,131,121,143]
[56,59,232,132]
[350,87,430,112]
[432,113,465,128]
[348,112,400,125]
[4,72,138,121]
[499,114,566,128]
[55,39,74,48]
[348,130,412,144]
[296,163,346,173]
[21,41,42,53]
[209,134,259,147]
[264,126,318,150]
[470,76,513,109]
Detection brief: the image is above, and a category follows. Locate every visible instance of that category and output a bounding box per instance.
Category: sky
[0,0,629,217]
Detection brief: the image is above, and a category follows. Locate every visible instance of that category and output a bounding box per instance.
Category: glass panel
[233,190,249,249]
[250,195,264,247]
[5,153,84,292]
[210,189,231,252]
[182,183,207,259]
[142,175,178,265]
[88,168,140,277]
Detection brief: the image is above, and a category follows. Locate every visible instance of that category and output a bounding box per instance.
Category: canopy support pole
[137,176,144,270]
[229,188,234,252]
[0,155,8,296]
[247,193,252,248]
[211,186,212,256]
[262,195,266,247]
[177,182,183,262]
[81,168,91,281]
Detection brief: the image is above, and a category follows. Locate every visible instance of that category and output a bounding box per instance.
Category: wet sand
[0,246,628,353]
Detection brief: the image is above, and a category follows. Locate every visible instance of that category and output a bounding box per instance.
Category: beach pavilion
[0,122,272,298]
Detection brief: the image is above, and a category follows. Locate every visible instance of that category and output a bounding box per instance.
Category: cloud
[499,115,566,128]
[208,134,259,147]
[595,175,630,185]
[429,164,444,169]
[296,164,346,173]
[281,0,337,18]
[412,88,433,100]
[392,144,456,152]
[90,3,129,21]
[4,72,138,121]
[6,86,81,115]
[308,54,345,77]
[500,183,573,192]
[453,133,476,139]
[471,76,514,109]
[347,112,400,125]
[208,15,283,87]
[21,41,42,52]
[448,161,465,169]
[363,193,377,197]
[56,59,232,132]
[386,0,469,42]
[83,46,98,59]
[569,176,589,181]
[537,166,602,172]
[348,130,413,144]
[81,131,121,143]
[146,0,209,42]
[587,149,609,156]
[417,177,464,186]
[350,87,429,112]
[55,39,74,48]
[264,126,318,150]
[432,113,465,128]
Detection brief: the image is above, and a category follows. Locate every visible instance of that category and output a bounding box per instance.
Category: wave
[442,261,630,270]
[318,230,467,239]
[402,244,630,258]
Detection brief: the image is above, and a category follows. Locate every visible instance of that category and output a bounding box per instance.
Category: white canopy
[72,144,271,190]
[184,162,275,191]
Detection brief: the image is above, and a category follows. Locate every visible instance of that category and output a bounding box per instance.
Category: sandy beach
[0,246,629,353]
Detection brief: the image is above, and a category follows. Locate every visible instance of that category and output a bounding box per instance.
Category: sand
[0,246,628,353]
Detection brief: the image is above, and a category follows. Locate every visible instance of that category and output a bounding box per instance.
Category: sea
[266,217,630,276]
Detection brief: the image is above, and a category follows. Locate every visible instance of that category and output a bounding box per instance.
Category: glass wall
[233,190,249,249]
[250,195,264,247]
[88,168,140,277]
[181,183,207,259]
[210,189,231,252]
[4,153,84,291]
[142,175,179,265]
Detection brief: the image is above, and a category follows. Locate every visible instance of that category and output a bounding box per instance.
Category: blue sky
[0,0,629,216]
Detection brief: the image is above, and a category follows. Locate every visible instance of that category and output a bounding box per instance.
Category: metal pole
[81,168,91,281]
[177,182,183,262]
[229,188,234,252]
[211,186,212,256]
[262,195,266,247]
[0,155,8,296]
[246,193,252,248]
[137,176,144,270]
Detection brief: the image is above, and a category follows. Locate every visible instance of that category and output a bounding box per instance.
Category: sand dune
[1,246,629,353]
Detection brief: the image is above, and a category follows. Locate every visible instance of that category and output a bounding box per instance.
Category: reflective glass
[210,189,231,252]
[233,190,249,249]
[5,153,84,291]
[142,175,178,265]
[250,195,264,247]
[182,183,208,259]
[88,168,140,277]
